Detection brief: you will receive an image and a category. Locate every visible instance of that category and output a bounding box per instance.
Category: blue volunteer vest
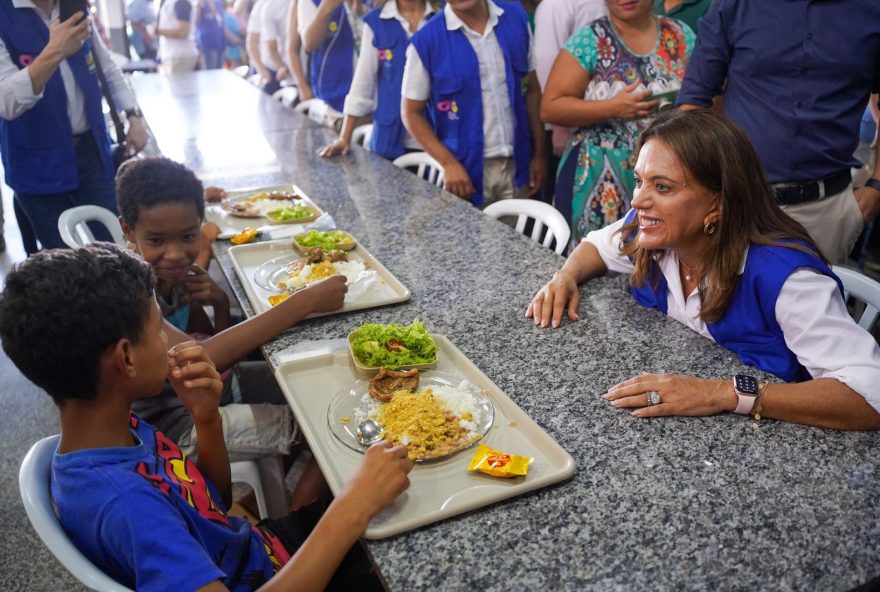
[309,0,354,112]
[622,211,843,382]
[0,2,114,194]
[410,2,531,206]
[363,7,421,159]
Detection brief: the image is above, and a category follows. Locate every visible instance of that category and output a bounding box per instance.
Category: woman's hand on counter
[604,373,735,417]
[527,268,580,328]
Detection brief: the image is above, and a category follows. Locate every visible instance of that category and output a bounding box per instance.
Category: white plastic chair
[483,199,571,256]
[392,152,444,187]
[293,98,321,115]
[20,436,289,591]
[351,123,373,149]
[272,86,298,108]
[20,436,135,592]
[232,65,250,78]
[230,456,288,519]
[833,265,880,331]
[246,73,262,87]
[58,205,126,249]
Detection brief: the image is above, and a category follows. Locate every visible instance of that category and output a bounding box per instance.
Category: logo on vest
[18,54,34,68]
[377,48,393,61]
[329,20,338,32]
[85,51,96,72]
[437,100,459,120]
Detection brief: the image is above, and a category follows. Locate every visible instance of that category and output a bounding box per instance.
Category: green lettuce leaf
[350,319,437,368]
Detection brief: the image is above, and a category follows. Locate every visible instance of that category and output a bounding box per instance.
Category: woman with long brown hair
[527,109,880,430]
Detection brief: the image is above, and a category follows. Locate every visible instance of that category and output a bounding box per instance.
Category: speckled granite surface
[135,72,880,591]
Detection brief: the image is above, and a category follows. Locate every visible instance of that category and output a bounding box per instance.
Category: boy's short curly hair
[0,243,156,406]
[116,156,205,227]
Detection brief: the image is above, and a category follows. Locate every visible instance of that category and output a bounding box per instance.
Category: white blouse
[584,216,880,412]
[342,0,435,150]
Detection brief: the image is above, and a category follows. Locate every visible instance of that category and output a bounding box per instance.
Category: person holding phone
[0,0,148,251]
[540,0,694,244]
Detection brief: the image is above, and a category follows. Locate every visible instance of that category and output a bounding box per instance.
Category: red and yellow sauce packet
[268,293,291,307]
[467,443,532,478]
[230,227,257,245]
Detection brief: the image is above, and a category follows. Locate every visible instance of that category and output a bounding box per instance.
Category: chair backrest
[271,86,298,108]
[232,65,250,78]
[392,152,444,187]
[351,123,373,149]
[832,265,880,331]
[19,436,135,592]
[57,205,126,249]
[483,199,571,256]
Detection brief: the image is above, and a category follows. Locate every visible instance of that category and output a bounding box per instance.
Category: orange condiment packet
[467,443,532,478]
[230,227,257,245]
[267,293,291,306]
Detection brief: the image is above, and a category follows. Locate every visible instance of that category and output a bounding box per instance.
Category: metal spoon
[356,419,384,447]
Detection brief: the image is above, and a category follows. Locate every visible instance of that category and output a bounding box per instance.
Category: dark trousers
[538,129,560,205]
[262,69,282,95]
[14,132,118,250]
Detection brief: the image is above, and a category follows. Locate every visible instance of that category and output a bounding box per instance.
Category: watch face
[734,374,759,396]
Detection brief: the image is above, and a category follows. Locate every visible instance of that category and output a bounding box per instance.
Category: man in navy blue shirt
[677,0,880,263]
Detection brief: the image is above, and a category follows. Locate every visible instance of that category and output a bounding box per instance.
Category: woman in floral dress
[542,0,694,243]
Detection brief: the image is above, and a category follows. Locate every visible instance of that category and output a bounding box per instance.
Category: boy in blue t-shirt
[0,243,412,591]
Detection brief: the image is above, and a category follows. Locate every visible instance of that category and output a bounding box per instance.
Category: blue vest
[0,2,113,194]
[363,7,418,159]
[410,3,531,206]
[309,0,354,112]
[625,226,842,381]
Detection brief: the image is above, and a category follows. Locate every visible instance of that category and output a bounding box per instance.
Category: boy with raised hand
[401,0,546,208]
[117,157,345,509]
[0,243,412,591]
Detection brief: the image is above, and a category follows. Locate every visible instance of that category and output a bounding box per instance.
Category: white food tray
[207,184,323,239]
[227,238,411,316]
[274,335,576,539]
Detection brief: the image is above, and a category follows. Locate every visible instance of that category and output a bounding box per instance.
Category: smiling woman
[527,109,880,431]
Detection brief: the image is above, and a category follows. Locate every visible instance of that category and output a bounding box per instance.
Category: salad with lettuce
[349,319,437,369]
[267,203,315,222]
[294,229,355,251]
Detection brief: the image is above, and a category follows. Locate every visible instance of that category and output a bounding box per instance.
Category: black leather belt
[771,170,852,206]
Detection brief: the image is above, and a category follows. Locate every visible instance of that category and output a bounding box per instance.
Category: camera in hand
[60,0,90,23]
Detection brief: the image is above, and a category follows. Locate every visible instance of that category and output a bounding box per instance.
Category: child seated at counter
[0,243,413,591]
[117,157,343,509]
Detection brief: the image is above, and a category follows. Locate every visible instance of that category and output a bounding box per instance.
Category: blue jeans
[14,132,118,250]
[203,48,224,69]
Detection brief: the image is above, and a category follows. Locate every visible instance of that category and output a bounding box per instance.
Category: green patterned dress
[556,17,694,242]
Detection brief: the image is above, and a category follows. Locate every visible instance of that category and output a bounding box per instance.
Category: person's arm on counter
[527,217,632,327]
[0,13,89,119]
[319,23,377,157]
[604,268,880,430]
[164,274,347,372]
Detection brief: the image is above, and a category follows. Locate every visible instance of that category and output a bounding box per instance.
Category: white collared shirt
[584,215,880,412]
[157,0,199,60]
[260,0,291,71]
[401,1,536,159]
[0,0,135,132]
[343,0,435,149]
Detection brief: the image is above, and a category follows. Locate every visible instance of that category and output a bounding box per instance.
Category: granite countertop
[135,71,880,591]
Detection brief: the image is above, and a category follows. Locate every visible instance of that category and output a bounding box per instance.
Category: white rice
[280,260,369,291]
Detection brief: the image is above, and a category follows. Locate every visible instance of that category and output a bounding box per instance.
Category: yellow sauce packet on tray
[230,227,257,245]
[467,443,532,478]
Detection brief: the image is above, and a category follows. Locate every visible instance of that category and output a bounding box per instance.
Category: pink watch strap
[734,393,757,415]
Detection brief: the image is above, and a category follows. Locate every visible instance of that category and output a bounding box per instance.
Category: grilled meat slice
[368,368,420,402]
